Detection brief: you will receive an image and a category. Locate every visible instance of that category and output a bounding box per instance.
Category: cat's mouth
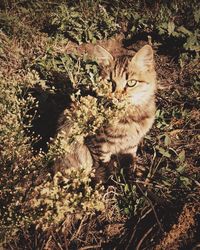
[105,91,135,107]
[112,95,133,108]
[113,91,127,99]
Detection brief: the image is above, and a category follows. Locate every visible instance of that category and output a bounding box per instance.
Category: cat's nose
[114,90,126,99]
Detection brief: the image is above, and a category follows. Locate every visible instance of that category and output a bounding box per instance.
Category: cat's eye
[127,80,138,87]
[111,81,116,92]
[107,78,116,92]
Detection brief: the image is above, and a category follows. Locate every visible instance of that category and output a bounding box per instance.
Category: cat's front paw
[98,143,112,163]
[99,152,112,163]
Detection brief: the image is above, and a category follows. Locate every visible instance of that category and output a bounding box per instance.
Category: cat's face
[94,45,157,105]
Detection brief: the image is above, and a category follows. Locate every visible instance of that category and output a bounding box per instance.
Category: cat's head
[94,44,157,105]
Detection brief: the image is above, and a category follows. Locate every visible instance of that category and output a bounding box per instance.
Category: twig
[168,128,200,134]
[51,231,64,250]
[125,208,153,250]
[70,214,88,242]
[140,207,153,220]
[135,226,154,250]
[134,180,166,190]
[136,183,164,233]
[187,176,200,188]
[63,230,69,250]
[152,156,164,177]
[43,235,53,250]
[125,228,137,250]
[79,243,102,250]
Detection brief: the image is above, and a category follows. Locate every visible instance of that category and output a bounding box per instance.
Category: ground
[0,1,199,249]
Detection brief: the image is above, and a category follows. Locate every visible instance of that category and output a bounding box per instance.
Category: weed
[0,0,199,249]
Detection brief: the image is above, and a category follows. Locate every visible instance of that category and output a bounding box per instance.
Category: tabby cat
[55,44,157,182]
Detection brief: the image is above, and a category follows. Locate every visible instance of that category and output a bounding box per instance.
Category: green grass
[0,0,199,249]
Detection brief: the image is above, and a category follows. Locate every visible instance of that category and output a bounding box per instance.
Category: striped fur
[56,45,157,181]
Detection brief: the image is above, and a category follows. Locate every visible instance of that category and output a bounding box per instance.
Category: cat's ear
[93,45,113,67]
[131,45,154,71]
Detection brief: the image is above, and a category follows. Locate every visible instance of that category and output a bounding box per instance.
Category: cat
[55,44,157,183]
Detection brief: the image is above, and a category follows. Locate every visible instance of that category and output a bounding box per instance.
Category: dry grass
[0,1,200,249]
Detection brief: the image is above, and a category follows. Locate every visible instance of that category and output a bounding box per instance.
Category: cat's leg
[94,141,114,163]
[99,150,112,163]
[128,146,145,176]
[123,145,138,158]
[85,136,112,163]
[123,145,146,178]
